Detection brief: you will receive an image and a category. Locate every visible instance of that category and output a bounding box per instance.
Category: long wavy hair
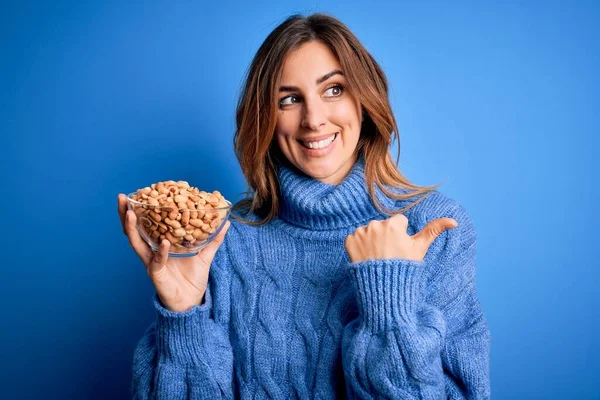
[232,13,440,225]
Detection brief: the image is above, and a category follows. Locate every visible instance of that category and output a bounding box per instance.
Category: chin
[296,156,353,184]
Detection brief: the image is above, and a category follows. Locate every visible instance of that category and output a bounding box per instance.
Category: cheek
[275,111,303,146]
[332,101,361,131]
[276,109,302,129]
[275,132,287,151]
[275,129,293,151]
[275,121,293,153]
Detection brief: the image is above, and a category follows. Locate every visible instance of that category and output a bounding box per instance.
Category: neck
[277,157,398,231]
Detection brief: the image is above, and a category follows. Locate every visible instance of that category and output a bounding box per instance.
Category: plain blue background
[1,1,598,399]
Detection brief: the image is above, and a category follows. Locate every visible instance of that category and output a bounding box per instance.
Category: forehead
[280,41,342,83]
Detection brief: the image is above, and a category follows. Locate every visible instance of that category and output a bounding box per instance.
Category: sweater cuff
[349,258,426,333]
[153,285,214,365]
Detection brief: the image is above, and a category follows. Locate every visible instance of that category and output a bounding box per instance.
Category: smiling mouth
[297,133,339,149]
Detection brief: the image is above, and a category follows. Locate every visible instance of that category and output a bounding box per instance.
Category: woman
[118,13,491,399]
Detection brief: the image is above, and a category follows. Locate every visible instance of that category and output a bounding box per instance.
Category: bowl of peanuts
[126,180,232,257]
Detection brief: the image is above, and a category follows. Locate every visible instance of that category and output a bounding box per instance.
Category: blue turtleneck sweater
[131,159,491,399]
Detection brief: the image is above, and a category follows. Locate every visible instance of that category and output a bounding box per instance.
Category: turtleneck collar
[277,157,400,231]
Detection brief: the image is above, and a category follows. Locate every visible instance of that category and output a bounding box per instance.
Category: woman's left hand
[344,213,458,263]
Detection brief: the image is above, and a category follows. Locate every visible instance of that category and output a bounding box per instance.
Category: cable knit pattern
[131,158,491,399]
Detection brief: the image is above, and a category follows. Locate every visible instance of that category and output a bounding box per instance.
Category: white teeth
[302,133,336,149]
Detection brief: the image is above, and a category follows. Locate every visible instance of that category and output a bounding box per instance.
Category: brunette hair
[232,13,440,225]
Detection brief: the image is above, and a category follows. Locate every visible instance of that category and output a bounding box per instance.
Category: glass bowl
[126,193,232,258]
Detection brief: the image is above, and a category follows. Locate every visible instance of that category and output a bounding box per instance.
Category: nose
[301,98,326,131]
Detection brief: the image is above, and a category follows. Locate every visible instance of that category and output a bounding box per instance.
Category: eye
[324,84,344,98]
[279,95,301,107]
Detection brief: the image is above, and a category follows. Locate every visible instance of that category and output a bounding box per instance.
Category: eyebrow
[279,70,344,92]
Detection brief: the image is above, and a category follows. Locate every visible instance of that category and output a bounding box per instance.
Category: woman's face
[275,41,362,185]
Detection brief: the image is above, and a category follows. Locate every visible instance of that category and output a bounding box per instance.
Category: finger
[413,217,458,249]
[387,212,409,231]
[125,209,153,263]
[118,194,128,235]
[147,239,170,276]
[344,234,357,262]
[197,220,231,266]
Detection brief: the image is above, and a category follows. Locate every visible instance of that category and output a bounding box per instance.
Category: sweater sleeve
[130,245,234,400]
[341,207,491,399]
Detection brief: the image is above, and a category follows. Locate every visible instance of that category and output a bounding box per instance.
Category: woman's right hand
[117,193,230,312]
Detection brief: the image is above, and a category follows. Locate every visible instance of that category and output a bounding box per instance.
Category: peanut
[164,231,178,245]
[149,210,162,223]
[200,224,211,233]
[192,228,203,238]
[181,211,190,225]
[158,224,168,234]
[198,232,209,240]
[128,180,230,253]
[174,195,188,204]
[141,217,152,229]
[206,194,219,206]
[164,218,181,229]
[189,219,203,228]
[172,228,187,238]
